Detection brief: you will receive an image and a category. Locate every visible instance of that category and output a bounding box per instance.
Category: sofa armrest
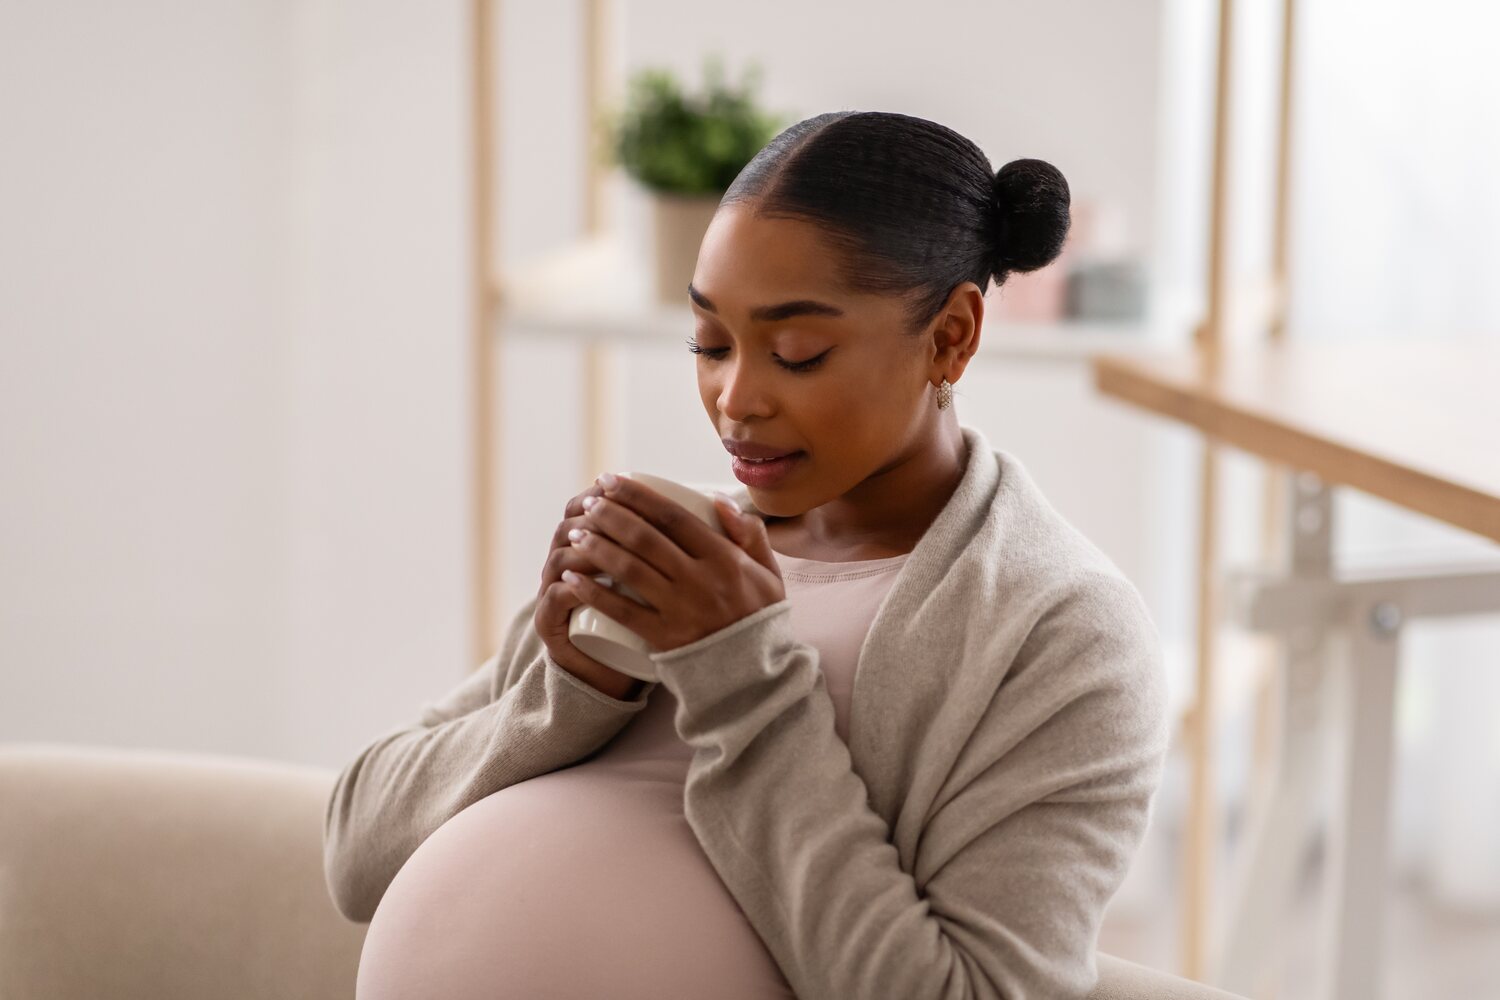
[0,743,365,1000]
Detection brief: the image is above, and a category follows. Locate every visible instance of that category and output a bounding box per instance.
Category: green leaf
[601,53,792,196]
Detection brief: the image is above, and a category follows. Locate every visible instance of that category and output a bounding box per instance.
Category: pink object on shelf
[988,265,1068,323]
[987,197,1092,323]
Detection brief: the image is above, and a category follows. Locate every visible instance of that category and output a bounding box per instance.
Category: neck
[772,419,969,553]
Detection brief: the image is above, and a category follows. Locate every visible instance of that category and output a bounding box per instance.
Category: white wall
[615,0,1163,272]
[0,0,474,768]
[280,1,472,766]
[1,1,293,756]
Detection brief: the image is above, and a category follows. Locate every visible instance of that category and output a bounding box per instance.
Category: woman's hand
[533,481,642,700]
[560,474,786,655]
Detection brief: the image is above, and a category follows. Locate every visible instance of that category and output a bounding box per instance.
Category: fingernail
[581,495,599,510]
[598,472,620,492]
[713,491,741,513]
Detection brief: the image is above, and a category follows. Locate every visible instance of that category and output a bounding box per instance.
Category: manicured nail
[712,491,740,513]
[598,472,620,492]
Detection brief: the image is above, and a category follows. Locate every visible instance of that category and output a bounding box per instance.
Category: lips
[730,450,805,487]
[722,438,802,461]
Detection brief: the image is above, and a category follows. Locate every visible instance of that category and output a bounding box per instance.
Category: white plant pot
[627,186,722,306]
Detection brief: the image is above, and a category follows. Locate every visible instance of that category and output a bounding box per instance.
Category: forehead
[691,206,847,309]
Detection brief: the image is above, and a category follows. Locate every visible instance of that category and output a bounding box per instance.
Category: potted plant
[598,54,787,305]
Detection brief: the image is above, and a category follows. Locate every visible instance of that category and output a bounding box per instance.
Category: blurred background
[2,1,1497,997]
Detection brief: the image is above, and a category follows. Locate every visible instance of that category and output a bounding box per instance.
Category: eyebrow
[688,283,846,323]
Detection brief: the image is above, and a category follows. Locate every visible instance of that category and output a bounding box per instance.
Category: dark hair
[720,111,1071,335]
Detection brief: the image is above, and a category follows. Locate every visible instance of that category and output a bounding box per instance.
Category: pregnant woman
[324,110,1170,1000]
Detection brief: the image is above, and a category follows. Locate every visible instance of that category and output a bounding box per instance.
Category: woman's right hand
[533,482,645,701]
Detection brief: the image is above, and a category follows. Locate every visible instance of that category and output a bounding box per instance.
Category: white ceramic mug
[567,471,732,682]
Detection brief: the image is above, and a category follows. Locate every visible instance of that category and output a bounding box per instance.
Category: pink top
[355,548,911,1000]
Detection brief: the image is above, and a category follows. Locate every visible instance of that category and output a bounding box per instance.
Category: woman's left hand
[562,473,786,654]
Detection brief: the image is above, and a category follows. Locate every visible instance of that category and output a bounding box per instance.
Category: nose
[713,361,773,422]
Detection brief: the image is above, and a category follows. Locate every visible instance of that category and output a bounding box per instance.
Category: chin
[745,492,809,519]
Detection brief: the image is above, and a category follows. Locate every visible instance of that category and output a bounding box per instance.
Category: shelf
[493,233,1180,363]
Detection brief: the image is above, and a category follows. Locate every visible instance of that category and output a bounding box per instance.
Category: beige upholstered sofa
[0,743,1246,999]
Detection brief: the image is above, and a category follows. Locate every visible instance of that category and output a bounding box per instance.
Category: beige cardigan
[323,421,1171,999]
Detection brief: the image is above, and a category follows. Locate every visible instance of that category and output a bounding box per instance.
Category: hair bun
[991,158,1071,275]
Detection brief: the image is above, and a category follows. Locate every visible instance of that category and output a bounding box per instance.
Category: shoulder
[1026,568,1164,694]
[988,448,1133,578]
[1009,562,1163,696]
[981,452,1169,748]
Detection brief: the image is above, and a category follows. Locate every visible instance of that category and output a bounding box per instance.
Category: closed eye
[685,337,831,373]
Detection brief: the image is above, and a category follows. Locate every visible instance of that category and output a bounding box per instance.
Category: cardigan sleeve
[646,576,1171,1000]
[322,593,659,923]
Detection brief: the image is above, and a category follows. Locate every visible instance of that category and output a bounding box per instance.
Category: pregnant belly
[355,768,796,1000]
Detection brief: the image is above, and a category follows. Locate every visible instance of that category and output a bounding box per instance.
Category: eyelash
[684,337,830,373]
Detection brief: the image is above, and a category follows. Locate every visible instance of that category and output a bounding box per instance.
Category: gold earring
[936,378,953,410]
